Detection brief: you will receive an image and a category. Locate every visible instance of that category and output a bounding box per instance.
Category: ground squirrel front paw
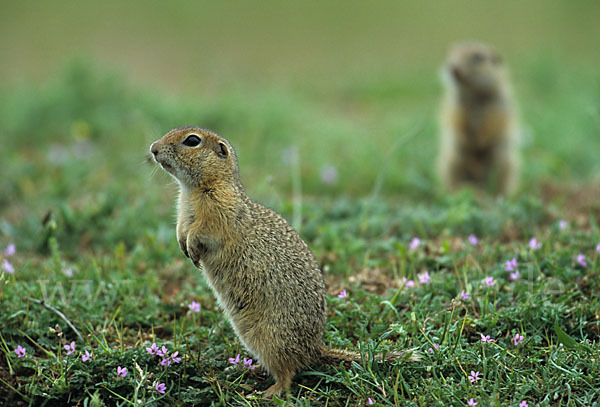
[178,238,190,259]
[186,235,208,267]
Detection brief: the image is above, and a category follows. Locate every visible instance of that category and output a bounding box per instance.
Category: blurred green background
[1,1,600,249]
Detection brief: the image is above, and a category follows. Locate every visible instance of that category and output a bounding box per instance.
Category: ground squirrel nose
[150,142,158,156]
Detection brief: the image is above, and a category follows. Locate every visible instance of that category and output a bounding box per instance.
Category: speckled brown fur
[150,127,418,397]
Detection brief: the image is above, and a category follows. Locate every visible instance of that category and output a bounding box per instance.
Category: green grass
[1,60,600,406]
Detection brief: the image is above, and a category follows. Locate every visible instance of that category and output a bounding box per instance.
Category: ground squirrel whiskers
[150,127,418,397]
[438,41,519,195]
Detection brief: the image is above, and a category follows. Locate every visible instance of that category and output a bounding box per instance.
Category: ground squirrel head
[150,126,239,190]
[444,42,506,97]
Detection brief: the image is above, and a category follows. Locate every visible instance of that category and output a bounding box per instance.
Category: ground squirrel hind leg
[262,366,294,398]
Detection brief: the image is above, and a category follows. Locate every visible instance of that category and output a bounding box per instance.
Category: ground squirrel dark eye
[183,135,201,147]
[471,52,484,64]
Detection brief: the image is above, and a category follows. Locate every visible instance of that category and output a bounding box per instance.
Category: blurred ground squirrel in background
[150,127,418,397]
[438,41,519,195]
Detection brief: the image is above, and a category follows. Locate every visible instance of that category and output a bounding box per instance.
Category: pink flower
[337,289,347,298]
[14,345,26,358]
[529,238,541,250]
[409,237,421,250]
[146,343,159,355]
[418,270,431,284]
[157,345,168,357]
[64,341,75,356]
[480,334,495,343]
[367,398,374,405]
[461,290,470,300]
[320,165,339,185]
[117,366,127,377]
[577,253,587,268]
[509,270,520,281]
[243,357,256,370]
[82,350,92,362]
[513,333,524,346]
[2,260,15,274]
[505,257,517,272]
[171,351,181,364]
[402,277,415,288]
[428,343,440,353]
[596,243,600,254]
[559,220,568,230]
[467,399,478,406]
[468,234,479,246]
[188,301,200,313]
[155,382,166,394]
[161,357,172,367]
[484,276,495,287]
[4,243,16,256]
[519,401,528,407]
[468,370,480,383]
[229,353,240,365]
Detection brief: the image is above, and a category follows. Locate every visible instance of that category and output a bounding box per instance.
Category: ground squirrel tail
[320,347,420,365]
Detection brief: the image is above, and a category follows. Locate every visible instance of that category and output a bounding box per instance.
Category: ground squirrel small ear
[217,142,228,158]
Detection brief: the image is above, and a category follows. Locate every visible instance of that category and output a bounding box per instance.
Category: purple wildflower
[4,243,16,256]
[484,276,495,287]
[229,353,240,365]
[62,267,74,277]
[505,257,517,272]
[146,343,159,355]
[117,366,127,377]
[418,270,431,284]
[559,220,568,230]
[519,401,528,407]
[468,370,480,383]
[513,333,524,346]
[468,234,479,246]
[461,290,470,300]
[161,357,172,367]
[428,343,440,353]
[577,253,587,268]
[155,382,166,394]
[509,270,520,281]
[467,399,478,406]
[243,357,256,370]
[337,289,347,298]
[529,238,541,250]
[596,243,600,254]
[402,277,415,288]
[157,345,168,357]
[188,301,200,313]
[409,237,421,250]
[480,334,495,343]
[171,351,181,364]
[14,345,26,358]
[82,350,91,362]
[64,341,75,356]
[2,260,15,274]
[320,165,339,185]
[367,398,374,405]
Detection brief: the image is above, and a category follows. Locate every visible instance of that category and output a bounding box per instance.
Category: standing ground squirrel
[438,41,519,195]
[150,127,418,397]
